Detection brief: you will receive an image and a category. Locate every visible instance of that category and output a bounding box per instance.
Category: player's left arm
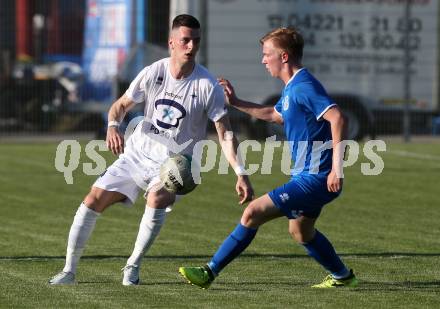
[322,105,347,192]
[214,115,254,204]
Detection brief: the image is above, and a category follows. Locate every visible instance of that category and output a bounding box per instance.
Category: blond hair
[260,27,304,63]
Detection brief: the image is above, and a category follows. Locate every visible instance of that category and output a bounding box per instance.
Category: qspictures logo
[54,117,386,185]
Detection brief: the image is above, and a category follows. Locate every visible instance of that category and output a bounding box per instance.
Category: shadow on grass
[1,252,440,261]
[73,279,305,290]
[48,279,440,291]
[77,280,115,284]
[76,280,182,285]
[178,279,440,292]
[353,280,440,292]
[210,279,440,292]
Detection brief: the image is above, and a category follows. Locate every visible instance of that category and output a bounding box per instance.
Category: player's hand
[106,126,124,155]
[327,170,343,192]
[218,77,238,106]
[236,175,254,205]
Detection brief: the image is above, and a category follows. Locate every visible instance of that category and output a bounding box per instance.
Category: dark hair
[172,14,200,29]
[260,27,304,63]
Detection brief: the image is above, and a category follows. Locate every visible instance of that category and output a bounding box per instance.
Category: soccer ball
[159,154,198,195]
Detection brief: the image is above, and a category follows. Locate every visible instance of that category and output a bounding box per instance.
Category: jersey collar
[286,67,305,86]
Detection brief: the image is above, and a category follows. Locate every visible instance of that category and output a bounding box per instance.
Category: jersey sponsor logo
[282,96,289,111]
[154,99,187,129]
[164,91,183,100]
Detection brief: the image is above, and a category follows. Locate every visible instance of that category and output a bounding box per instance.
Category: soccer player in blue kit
[179,27,358,288]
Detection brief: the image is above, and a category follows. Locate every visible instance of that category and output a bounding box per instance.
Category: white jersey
[123,57,227,165]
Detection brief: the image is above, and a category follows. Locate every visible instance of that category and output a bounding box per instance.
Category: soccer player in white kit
[49,14,254,286]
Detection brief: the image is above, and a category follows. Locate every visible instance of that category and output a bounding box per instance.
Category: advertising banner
[82,0,133,101]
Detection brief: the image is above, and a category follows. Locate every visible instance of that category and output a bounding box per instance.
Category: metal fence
[0,0,439,140]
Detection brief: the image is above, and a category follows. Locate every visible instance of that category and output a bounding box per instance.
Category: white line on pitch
[387,150,440,161]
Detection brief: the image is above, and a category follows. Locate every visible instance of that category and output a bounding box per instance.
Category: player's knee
[147,189,175,209]
[241,203,260,227]
[289,228,314,244]
[83,193,101,212]
[83,189,110,213]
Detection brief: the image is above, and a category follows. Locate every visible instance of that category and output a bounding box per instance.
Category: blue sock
[303,230,349,279]
[207,223,257,275]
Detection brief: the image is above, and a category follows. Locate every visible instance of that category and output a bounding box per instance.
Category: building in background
[0,0,169,73]
[0,0,170,134]
[10,0,85,63]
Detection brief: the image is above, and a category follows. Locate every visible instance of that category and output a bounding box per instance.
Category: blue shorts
[268,174,341,219]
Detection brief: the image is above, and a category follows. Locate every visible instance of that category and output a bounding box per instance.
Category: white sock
[63,203,100,274]
[126,206,167,267]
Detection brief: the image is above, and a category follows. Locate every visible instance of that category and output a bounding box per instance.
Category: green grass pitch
[0,140,439,308]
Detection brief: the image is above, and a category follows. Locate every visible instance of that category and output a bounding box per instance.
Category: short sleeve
[274,97,283,116]
[206,84,228,122]
[125,66,149,104]
[296,84,336,120]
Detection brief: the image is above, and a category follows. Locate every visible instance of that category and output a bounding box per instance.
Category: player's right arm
[106,94,136,155]
[218,78,283,124]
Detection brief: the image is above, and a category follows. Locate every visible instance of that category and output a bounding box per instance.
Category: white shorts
[93,156,161,206]
[93,156,182,211]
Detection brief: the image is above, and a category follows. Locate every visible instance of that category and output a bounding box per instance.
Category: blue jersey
[274,69,336,177]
